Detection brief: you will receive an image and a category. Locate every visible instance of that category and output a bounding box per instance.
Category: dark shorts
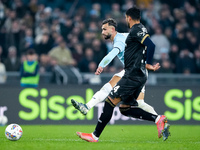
[109,75,146,106]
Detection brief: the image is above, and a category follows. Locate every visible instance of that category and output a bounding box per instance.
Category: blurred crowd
[0,0,200,80]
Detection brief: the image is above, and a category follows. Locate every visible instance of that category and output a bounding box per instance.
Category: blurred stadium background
[0,0,200,126]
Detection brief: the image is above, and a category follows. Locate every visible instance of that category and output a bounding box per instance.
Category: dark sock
[120,107,157,122]
[93,98,115,137]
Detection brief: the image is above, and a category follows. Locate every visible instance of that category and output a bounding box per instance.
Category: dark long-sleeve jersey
[124,23,154,79]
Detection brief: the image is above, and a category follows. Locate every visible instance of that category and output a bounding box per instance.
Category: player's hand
[95,66,103,75]
[146,63,160,71]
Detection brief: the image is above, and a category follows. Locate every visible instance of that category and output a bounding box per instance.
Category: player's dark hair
[102,18,117,29]
[126,6,141,21]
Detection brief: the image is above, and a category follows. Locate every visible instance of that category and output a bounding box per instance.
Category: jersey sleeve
[113,40,125,53]
[131,26,150,44]
[98,47,119,68]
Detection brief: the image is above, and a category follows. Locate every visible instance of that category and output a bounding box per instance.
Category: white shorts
[113,69,125,78]
[113,69,145,94]
[141,86,145,93]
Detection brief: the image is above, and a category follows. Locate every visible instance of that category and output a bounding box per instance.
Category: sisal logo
[18,88,94,121]
[164,89,200,121]
[18,88,143,124]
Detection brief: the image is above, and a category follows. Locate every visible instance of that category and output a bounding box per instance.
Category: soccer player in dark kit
[76,6,170,142]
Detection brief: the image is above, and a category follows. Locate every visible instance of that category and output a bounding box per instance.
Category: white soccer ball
[5,124,23,141]
[0,115,8,125]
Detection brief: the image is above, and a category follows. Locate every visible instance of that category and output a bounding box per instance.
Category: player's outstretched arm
[95,48,120,75]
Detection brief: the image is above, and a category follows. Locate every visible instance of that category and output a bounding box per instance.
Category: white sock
[86,83,112,110]
[137,99,158,115]
[155,115,161,123]
[92,133,99,140]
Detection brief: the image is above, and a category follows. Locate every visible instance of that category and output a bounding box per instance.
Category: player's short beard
[104,34,111,40]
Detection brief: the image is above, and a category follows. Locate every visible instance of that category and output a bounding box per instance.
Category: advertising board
[0,85,199,125]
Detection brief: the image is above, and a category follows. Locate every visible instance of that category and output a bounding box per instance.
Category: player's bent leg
[136,87,158,115]
[137,99,158,115]
[84,70,123,113]
[72,82,112,115]
[119,104,157,122]
[71,75,121,115]
[119,105,169,140]
[86,82,113,110]
[86,75,121,110]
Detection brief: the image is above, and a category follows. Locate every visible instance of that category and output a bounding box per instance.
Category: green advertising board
[0,85,200,125]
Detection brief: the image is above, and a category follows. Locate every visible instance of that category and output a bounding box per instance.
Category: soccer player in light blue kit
[72,18,158,117]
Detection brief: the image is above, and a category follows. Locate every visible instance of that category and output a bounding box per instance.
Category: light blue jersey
[98,32,128,68]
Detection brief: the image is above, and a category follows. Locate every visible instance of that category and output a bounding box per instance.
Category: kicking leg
[87,75,121,109]
[71,75,121,115]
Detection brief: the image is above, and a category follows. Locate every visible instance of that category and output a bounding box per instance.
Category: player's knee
[99,98,115,122]
[105,98,116,107]
[119,107,130,116]
[100,83,112,93]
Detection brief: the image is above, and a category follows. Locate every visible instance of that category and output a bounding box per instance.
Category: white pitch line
[31,138,81,142]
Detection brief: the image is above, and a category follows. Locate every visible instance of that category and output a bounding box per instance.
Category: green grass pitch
[0,125,200,150]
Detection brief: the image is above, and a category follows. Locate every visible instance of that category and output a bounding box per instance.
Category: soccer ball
[5,124,23,141]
